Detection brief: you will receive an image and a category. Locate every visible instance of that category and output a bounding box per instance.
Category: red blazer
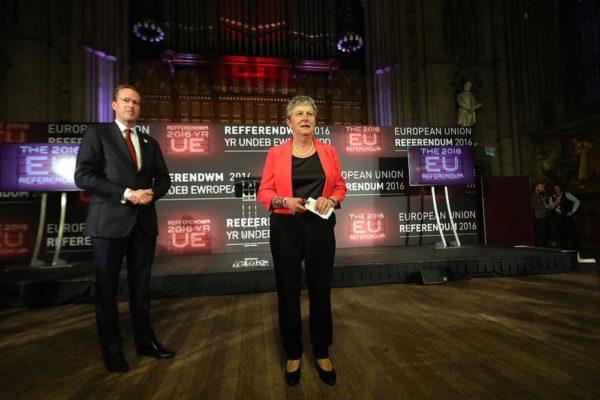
[258,139,347,214]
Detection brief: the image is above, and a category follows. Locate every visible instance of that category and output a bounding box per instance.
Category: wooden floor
[1,268,600,400]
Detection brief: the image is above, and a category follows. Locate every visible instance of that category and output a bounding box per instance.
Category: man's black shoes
[136,341,176,359]
[104,353,129,373]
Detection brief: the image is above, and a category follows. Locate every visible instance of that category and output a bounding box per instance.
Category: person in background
[531,182,549,247]
[257,95,347,386]
[75,84,175,373]
[549,184,580,250]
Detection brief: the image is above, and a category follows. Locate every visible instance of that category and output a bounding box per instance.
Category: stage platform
[0,245,578,308]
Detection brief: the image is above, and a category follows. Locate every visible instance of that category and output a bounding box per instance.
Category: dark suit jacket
[74,123,171,238]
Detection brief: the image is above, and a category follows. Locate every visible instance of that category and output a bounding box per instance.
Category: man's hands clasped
[127,189,154,205]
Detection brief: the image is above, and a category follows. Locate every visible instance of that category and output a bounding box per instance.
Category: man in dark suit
[75,84,174,373]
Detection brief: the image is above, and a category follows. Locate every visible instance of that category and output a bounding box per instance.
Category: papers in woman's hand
[304,197,334,219]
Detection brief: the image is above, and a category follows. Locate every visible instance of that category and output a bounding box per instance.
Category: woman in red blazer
[258,95,347,386]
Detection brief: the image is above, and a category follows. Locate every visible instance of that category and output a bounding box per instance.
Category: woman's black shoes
[284,359,336,386]
[316,362,337,386]
[284,362,301,386]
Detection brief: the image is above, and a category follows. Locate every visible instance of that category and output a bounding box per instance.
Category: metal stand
[20,192,71,270]
[30,193,48,267]
[444,186,461,247]
[431,186,462,249]
[431,186,447,248]
[51,192,69,267]
[232,178,269,268]
[577,252,596,264]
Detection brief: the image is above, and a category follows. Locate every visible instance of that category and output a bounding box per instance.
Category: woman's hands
[285,197,307,214]
[273,196,338,215]
[313,196,336,215]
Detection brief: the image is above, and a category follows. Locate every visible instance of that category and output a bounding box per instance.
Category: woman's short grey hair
[286,95,318,119]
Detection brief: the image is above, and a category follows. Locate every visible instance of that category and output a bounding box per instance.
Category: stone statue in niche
[456,80,482,127]
[572,137,593,181]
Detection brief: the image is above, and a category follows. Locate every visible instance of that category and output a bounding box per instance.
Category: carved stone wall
[362,0,508,175]
[0,0,75,121]
[0,0,128,122]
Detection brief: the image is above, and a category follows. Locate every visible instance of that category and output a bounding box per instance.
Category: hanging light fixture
[337,30,364,53]
[336,0,364,53]
[133,19,165,43]
[132,0,165,43]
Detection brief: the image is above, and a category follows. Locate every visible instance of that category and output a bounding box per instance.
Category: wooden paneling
[255,103,265,124]
[482,176,535,246]
[201,101,213,121]
[232,102,242,123]
[244,102,254,123]
[578,192,600,250]
[131,57,367,125]
[219,101,231,123]
[268,103,280,123]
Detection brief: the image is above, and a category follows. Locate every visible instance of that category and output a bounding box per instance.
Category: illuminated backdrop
[0,122,477,263]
